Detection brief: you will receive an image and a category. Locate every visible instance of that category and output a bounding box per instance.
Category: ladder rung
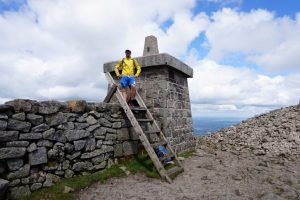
[137,118,153,122]
[130,107,147,112]
[159,154,174,162]
[166,166,184,176]
[105,72,183,184]
[151,141,167,149]
[144,130,160,134]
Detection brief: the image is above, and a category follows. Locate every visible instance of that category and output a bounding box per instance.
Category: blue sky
[0,0,299,118]
[2,0,299,17]
[0,0,26,13]
[241,0,300,17]
[195,0,300,17]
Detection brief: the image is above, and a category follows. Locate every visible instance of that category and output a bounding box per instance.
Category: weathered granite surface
[108,66,196,152]
[143,35,159,56]
[103,53,193,78]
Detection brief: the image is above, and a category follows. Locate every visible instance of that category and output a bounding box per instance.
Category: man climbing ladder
[104,37,185,183]
[114,49,141,105]
[104,72,184,183]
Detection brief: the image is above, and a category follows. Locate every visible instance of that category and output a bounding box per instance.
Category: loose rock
[7,164,30,180]
[64,130,90,141]
[28,147,48,166]
[7,159,23,171]
[32,123,50,132]
[0,178,9,198]
[6,141,29,147]
[9,185,31,199]
[38,101,61,114]
[74,140,86,151]
[0,131,18,142]
[0,120,7,131]
[0,147,26,159]
[19,132,42,140]
[26,114,43,126]
[64,186,74,193]
[12,112,26,121]
[27,143,37,153]
[7,119,31,132]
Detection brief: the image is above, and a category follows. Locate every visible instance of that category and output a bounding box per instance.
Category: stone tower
[143,35,159,56]
[103,36,195,152]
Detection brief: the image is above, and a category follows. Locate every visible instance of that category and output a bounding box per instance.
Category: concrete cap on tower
[103,35,193,78]
[143,35,159,56]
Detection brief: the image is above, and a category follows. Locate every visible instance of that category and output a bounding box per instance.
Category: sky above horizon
[0,0,299,118]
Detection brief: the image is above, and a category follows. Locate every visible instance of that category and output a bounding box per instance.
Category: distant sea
[193,117,245,136]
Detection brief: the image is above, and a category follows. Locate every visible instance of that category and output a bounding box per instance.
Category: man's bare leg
[121,88,128,102]
[130,84,136,100]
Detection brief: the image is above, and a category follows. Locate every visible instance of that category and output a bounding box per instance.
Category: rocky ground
[77,104,300,200]
[77,148,300,200]
[201,104,300,157]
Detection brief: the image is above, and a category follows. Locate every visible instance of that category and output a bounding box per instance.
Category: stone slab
[0,147,26,159]
[28,147,48,166]
[103,53,193,78]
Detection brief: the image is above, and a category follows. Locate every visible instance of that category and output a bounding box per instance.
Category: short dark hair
[125,49,131,53]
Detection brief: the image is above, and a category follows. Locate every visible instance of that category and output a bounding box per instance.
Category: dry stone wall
[0,99,140,199]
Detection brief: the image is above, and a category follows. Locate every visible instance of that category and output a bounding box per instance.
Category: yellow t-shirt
[114,57,141,77]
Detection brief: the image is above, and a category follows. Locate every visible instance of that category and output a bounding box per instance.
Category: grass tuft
[18,154,159,200]
[19,165,125,200]
[121,153,160,178]
[18,150,191,200]
[178,150,195,158]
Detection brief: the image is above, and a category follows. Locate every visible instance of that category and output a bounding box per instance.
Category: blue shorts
[120,76,136,88]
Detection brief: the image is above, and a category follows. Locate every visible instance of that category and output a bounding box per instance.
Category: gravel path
[77,149,300,200]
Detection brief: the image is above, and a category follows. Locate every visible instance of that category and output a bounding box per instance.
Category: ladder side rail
[103,84,117,103]
[105,73,172,183]
[134,91,183,168]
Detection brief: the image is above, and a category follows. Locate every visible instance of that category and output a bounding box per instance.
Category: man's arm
[134,59,141,77]
[114,60,122,77]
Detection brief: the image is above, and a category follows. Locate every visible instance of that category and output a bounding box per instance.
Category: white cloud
[188,58,300,117]
[205,8,300,72]
[199,0,243,7]
[190,103,274,118]
[36,85,107,101]
[0,0,204,102]
[159,11,208,55]
[0,1,300,119]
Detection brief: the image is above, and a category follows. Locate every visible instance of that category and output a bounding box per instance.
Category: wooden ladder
[104,72,184,183]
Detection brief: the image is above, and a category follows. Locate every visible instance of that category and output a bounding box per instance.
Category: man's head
[125,49,131,58]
